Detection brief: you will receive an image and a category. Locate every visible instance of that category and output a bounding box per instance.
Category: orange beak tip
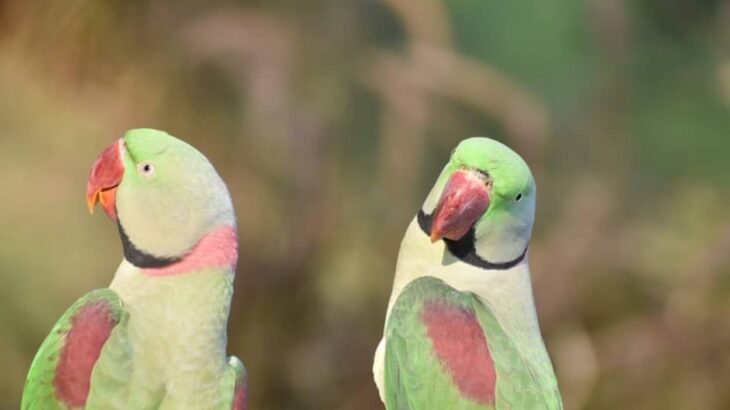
[87,139,124,220]
[86,195,97,214]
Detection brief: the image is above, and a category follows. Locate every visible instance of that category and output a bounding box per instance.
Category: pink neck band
[142,225,238,276]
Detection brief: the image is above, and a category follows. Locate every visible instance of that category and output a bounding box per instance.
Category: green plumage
[22,129,244,409]
[22,289,128,410]
[222,357,247,409]
[385,277,557,410]
[375,137,562,409]
[22,282,244,409]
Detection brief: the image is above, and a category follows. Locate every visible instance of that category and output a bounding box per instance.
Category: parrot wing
[223,356,247,410]
[22,288,131,410]
[384,276,555,410]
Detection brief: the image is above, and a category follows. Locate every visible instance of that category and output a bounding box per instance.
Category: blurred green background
[1,0,730,409]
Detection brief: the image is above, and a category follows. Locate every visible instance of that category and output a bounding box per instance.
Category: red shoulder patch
[421,299,496,405]
[54,301,117,407]
[232,378,247,410]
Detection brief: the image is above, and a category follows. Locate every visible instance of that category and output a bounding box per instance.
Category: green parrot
[22,129,246,410]
[373,137,562,409]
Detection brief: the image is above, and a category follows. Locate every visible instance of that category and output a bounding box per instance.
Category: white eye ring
[137,161,155,178]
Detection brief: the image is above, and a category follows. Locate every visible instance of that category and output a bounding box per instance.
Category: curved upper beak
[86,139,125,220]
[430,169,491,242]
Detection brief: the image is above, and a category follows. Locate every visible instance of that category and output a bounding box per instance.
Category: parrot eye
[514,193,523,202]
[138,161,155,178]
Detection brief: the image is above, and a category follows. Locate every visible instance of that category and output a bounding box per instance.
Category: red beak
[430,169,491,242]
[86,139,125,220]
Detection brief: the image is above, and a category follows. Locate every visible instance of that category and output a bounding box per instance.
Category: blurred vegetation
[1,0,729,409]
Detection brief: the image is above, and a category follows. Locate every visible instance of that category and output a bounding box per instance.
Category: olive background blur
[1,1,730,409]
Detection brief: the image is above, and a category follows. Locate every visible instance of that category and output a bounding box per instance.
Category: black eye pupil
[143,165,151,172]
[515,193,523,201]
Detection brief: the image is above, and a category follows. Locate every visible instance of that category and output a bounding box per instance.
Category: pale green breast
[94,260,236,409]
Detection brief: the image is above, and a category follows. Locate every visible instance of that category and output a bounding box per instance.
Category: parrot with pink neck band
[22,129,246,410]
[373,137,562,410]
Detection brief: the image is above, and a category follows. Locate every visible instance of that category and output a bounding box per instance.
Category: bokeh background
[1,0,730,409]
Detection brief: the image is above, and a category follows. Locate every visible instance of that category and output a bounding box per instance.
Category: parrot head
[421,137,535,264]
[86,128,235,262]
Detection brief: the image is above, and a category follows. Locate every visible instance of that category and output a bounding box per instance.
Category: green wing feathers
[384,276,549,410]
[223,356,247,410]
[22,288,128,410]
